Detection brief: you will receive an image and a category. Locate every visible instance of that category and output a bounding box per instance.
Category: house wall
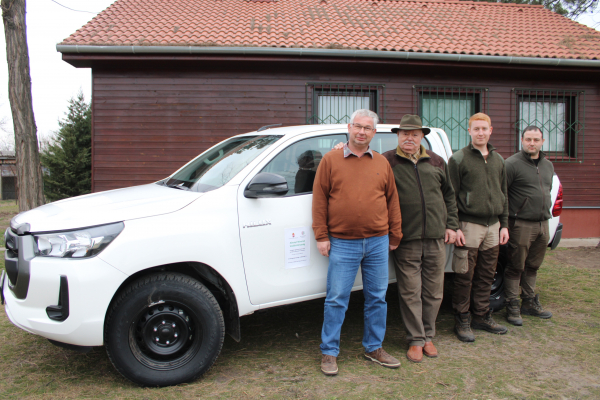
[89,57,600,236]
[561,209,600,238]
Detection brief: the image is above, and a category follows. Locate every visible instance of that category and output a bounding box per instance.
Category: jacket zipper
[483,150,492,226]
[414,162,427,239]
[537,165,545,218]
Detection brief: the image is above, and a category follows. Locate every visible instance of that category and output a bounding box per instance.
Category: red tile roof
[61,0,600,60]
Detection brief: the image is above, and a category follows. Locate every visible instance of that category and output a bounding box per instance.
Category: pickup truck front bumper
[2,242,128,346]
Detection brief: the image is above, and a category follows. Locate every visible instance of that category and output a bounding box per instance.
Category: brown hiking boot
[506,299,523,326]
[364,348,401,368]
[521,294,553,319]
[321,354,338,376]
[472,311,508,334]
[454,312,475,342]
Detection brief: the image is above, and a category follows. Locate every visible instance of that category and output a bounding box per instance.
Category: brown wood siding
[91,59,600,207]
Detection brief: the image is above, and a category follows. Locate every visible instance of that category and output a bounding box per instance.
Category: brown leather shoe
[406,345,423,363]
[423,341,438,358]
[364,348,401,368]
[321,354,338,376]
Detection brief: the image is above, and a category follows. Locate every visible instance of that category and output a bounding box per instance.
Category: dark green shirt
[506,149,554,222]
[383,145,459,242]
[448,142,509,228]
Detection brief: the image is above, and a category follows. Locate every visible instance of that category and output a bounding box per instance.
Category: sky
[0,0,599,148]
[0,0,116,147]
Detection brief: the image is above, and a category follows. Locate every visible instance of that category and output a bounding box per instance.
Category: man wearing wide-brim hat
[384,114,459,363]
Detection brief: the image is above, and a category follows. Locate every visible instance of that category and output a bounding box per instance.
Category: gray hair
[349,109,378,128]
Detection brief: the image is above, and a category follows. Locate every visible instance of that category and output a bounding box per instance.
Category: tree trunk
[1,0,44,212]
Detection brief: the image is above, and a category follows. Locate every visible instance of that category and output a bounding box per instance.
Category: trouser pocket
[452,248,469,274]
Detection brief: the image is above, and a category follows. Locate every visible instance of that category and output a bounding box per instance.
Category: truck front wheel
[104,273,225,386]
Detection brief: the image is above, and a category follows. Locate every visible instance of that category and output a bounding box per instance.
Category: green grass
[1,247,599,399]
[0,199,18,248]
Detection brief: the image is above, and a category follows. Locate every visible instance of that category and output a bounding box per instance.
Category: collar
[396,145,429,161]
[343,142,374,158]
[469,142,496,154]
[520,148,546,163]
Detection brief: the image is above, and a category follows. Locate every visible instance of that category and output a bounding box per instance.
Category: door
[237,133,347,305]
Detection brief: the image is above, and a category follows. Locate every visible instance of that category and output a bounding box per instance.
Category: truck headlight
[33,222,124,258]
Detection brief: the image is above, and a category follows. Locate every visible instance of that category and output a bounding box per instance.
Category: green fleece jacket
[448,142,509,228]
[382,145,459,242]
[506,149,554,222]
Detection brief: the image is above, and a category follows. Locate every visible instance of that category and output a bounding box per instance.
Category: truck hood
[12,184,203,233]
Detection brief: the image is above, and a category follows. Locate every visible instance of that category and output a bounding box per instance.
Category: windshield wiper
[164,180,191,190]
[170,183,190,191]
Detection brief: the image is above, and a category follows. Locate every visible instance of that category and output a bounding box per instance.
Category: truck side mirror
[244,172,289,198]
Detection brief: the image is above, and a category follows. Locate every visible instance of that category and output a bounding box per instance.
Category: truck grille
[4,228,19,285]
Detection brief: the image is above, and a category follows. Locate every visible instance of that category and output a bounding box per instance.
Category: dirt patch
[548,247,600,269]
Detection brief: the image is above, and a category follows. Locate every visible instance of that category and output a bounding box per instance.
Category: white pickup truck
[1,124,562,386]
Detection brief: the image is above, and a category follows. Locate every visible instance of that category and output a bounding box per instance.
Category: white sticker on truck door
[284,227,310,269]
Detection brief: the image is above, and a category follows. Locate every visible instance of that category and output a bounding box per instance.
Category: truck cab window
[260,134,346,196]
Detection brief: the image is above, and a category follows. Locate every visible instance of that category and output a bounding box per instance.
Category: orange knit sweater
[312,149,403,246]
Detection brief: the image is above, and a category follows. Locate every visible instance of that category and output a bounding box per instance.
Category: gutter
[56,45,600,68]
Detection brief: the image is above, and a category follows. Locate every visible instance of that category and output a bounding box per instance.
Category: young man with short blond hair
[449,112,509,342]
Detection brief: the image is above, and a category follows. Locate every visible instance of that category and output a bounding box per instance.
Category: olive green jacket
[448,142,509,228]
[382,145,459,242]
[506,149,554,222]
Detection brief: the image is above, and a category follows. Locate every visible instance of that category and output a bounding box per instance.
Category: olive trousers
[504,219,550,300]
[452,221,500,316]
[392,239,446,347]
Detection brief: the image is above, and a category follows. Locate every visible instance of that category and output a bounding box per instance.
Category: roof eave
[56,45,600,68]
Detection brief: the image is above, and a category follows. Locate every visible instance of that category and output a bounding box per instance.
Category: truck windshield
[164,135,281,193]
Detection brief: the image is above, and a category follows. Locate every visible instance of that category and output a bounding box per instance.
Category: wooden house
[58,0,600,238]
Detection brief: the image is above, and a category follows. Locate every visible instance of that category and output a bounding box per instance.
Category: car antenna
[257,123,282,132]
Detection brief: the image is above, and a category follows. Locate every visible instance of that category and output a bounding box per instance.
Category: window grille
[306,83,385,124]
[512,89,585,162]
[414,86,488,151]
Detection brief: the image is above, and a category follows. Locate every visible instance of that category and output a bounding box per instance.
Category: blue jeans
[320,235,390,356]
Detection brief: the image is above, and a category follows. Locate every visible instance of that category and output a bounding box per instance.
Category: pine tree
[41,92,91,202]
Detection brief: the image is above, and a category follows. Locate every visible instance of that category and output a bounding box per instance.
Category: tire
[104,273,225,387]
[489,246,507,312]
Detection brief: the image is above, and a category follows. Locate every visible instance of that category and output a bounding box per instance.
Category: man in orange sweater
[312,109,403,376]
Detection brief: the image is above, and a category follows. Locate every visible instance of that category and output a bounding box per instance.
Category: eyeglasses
[351,123,374,133]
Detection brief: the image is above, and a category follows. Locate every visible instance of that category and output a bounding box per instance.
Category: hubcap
[133,302,201,366]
